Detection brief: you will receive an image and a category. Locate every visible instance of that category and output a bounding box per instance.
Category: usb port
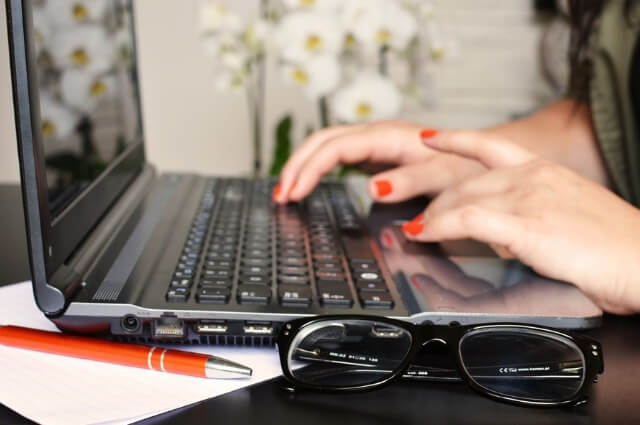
[196,320,228,334]
[243,321,273,335]
[152,316,185,339]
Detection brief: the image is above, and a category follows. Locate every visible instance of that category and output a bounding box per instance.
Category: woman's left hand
[402,131,640,314]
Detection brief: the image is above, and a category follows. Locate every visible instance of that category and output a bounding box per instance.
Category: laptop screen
[31,0,142,217]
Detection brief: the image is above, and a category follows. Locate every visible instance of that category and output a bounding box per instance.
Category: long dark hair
[568,0,637,101]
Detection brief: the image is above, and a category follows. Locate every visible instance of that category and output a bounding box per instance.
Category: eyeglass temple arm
[402,360,584,382]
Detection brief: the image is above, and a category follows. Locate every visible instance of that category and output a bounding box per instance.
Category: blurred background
[0,0,568,183]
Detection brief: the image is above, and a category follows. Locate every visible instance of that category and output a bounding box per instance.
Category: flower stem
[319,96,330,129]
[379,45,389,76]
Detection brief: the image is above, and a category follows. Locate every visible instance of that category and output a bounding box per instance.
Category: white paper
[0,282,284,425]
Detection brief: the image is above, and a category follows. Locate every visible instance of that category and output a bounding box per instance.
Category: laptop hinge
[46,165,157,315]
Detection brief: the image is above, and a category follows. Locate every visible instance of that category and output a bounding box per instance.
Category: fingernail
[420,128,438,139]
[374,180,392,197]
[402,220,424,236]
[272,183,282,202]
[402,213,425,235]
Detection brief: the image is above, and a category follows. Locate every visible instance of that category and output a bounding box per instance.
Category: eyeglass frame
[276,315,604,407]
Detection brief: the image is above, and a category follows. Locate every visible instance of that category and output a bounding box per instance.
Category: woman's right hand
[273,120,486,204]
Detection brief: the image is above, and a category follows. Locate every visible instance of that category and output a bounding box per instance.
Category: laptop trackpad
[368,201,602,328]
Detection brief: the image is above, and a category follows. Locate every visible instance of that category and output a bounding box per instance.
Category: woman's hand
[273,121,485,203]
[402,131,640,314]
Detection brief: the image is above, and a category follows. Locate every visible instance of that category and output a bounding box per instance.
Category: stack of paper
[0,282,283,425]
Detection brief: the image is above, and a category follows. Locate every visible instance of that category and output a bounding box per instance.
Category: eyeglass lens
[287,319,413,388]
[459,328,585,402]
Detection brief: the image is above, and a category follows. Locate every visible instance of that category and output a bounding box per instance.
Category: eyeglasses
[276,316,604,407]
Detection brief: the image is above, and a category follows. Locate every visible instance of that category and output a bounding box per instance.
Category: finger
[423,130,535,169]
[403,205,525,256]
[277,124,365,203]
[368,157,481,202]
[288,126,431,201]
[425,166,518,217]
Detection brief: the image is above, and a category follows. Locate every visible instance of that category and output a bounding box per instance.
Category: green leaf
[269,114,293,176]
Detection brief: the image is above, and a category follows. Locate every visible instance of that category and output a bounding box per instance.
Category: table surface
[1,183,640,425]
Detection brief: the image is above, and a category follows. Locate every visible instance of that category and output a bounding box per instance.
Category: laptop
[6,0,602,344]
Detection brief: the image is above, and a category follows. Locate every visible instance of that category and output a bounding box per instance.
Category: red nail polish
[374,180,392,197]
[272,183,282,202]
[420,128,438,139]
[402,220,424,236]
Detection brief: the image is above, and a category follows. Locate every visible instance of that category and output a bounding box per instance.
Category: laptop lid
[7,0,146,314]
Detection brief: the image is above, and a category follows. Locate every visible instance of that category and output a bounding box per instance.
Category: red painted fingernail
[374,180,392,197]
[272,183,282,202]
[402,220,424,236]
[420,128,438,139]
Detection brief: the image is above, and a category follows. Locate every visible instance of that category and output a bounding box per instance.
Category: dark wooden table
[1,183,639,425]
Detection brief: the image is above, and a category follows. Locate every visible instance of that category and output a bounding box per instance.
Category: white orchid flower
[282,55,341,99]
[50,25,115,74]
[273,11,345,63]
[202,34,249,71]
[345,0,417,52]
[331,72,401,123]
[243,18,270,53]
[214,69,249,92]
[60,69,117,113]
[281,0,343,14]
[199,1,243,35]
[32,5,53,56]
[39,92,80,140]
[43,0,110,28]
[423,21,454,60]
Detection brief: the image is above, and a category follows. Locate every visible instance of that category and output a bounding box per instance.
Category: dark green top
[591,0,640,203]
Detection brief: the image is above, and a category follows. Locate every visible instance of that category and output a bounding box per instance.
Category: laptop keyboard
[166,179,393,310]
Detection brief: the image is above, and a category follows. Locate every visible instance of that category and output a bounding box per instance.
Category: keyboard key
[279,257,307,266]
[360,292,393,309]
[352,263,379,273]
[317,281,353,308]
[278,285,311,307]
[244,248,270,259]
[312,253,340,261]
[197,288,230,304]
[315,261,343,270]
[208,243,235,252]
[243,257,271,267]
[350,258,376,267]
[315,271,345,281]
[356,281,388,292]
[278,266,308,275]
[170,279,192,288]
[207,251,234,261]
[278,240,305,249]
[200,277,232,288]
[237,285,272,304]
[280,249,306,258]
[202,269,232,278]
[166,289,189,302]
[241,275,271,285]
[354,271,382,282]
[241,266,271,276]
[205,260,233,269]
[278,274,309,285]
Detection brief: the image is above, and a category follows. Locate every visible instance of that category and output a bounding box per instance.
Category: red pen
[0,325,252,378]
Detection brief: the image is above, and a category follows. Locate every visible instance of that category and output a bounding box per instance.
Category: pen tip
[205,357,253,379]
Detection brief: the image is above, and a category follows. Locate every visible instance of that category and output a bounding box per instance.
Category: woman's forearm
[485,99,612,186]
